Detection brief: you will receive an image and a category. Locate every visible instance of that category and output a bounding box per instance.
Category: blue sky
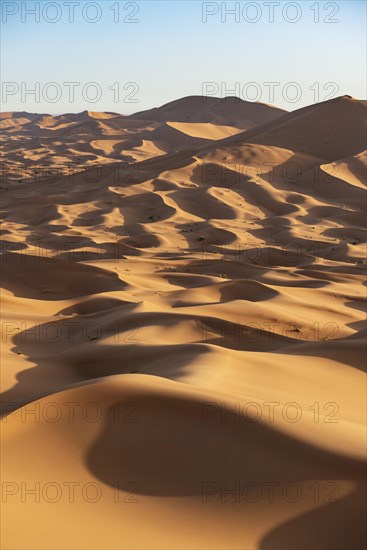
[1,0,366,114]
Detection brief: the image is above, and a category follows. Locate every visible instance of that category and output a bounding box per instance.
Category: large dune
[129,95,286,127]
[1,96,366,549]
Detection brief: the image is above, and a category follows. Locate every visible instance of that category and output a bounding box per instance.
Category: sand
[0,95,366,549]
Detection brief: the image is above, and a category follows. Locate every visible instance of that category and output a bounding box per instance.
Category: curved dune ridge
[0,95,366,549]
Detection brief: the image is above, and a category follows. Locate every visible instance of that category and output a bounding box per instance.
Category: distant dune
[1,96,366,550]
[219,95,367,161]
[129,94,286,127]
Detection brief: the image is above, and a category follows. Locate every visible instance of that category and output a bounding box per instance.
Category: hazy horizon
[1,0,366,114]
[1,92,365,118]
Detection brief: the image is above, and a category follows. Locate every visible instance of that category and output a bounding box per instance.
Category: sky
[1,0,366,114]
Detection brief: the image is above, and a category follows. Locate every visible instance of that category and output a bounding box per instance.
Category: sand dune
[130,95,286,127]
[1,96,366,549]
[215,96,367,161]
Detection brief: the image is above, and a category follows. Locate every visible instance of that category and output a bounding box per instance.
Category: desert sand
[1,95,366,549]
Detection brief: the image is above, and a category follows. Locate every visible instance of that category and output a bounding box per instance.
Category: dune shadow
[85,383,366,498]
[0,252,126,300]
[259,484,366,550]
